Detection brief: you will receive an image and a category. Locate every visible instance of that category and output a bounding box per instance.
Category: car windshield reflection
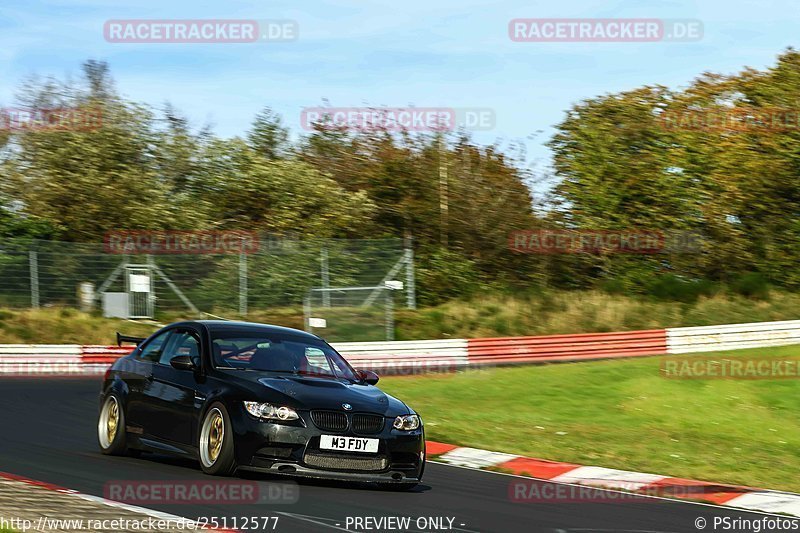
[212,331,358,381]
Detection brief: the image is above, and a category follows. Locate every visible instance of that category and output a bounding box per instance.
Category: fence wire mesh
[0,237,414,321]
[305,286,397,342]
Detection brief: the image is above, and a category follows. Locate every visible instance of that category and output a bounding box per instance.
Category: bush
[599,278,627,295]
[415,247,482,306]
[729,272,771,299]
[644,274,718,303]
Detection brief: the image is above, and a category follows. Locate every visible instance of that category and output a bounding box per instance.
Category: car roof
[181,320,321,339]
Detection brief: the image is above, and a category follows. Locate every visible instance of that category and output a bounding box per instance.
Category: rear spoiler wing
[117,332,146,347]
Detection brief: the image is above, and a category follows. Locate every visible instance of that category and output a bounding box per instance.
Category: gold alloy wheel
[207,411,224,463]
[106,399,119,443]
[199,407,225,468]
[98,395,120,449]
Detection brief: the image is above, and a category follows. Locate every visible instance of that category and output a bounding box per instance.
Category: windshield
[211,329,358,381]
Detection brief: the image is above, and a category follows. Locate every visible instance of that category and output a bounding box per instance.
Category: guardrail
[79,345,134,364]
[466,330,668,366]
[1,319,799,375]
[333,339,468,374]
[665,320,800,354]
[0,344,93,374]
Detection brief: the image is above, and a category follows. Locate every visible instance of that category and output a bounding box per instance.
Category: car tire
[98,393,129,455]
[198,403,237,476]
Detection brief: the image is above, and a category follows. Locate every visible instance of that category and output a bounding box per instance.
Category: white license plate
[319,435,379,453]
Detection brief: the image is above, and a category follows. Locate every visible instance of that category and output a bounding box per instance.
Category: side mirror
[359,370,380,385]
[170,355,197,371]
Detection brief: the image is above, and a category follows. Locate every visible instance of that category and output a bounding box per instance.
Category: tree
[6,62,182,240]
[547,48,800,290]
[201,138,376,237]
[247,108,289,160]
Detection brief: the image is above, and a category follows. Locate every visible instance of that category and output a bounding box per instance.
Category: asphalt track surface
[0,378,779,533]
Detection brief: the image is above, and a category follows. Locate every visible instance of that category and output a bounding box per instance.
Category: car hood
[230,372,410,415]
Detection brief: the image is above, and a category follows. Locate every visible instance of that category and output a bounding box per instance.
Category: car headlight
[393,414,420,431]
[243,401,299,421]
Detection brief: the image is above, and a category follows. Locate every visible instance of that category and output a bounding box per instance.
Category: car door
[125,329,172,433]
[142,329,203,446]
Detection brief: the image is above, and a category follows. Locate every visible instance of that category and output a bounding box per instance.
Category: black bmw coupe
[97,320,425,489]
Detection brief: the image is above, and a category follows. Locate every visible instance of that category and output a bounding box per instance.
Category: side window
[137,331,172,363]
[305,347,328,367]
[159,331,200,366]
[303,346,334,376]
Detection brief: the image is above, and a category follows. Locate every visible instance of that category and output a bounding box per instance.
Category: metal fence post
[146,255,156,318]
[404,246,416,310]
[239,250,248,316]
[303,295,311,332]
[321,247,330,308]
[385,288,395,341]
[29,250,40,309]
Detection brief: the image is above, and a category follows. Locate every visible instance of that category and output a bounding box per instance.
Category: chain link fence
[304,285,399,342]
[0,236,415,338]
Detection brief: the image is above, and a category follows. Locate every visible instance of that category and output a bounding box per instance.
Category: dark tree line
[3,51,800,304]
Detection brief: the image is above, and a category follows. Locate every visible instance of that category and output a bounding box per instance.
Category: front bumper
[231,407,425,483]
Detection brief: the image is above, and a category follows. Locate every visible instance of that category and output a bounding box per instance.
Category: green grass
[0,307,159,343]
[0,306,385,343]
[379,345,800,493]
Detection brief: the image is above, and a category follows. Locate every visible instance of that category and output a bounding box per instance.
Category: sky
[1,0,798,184]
